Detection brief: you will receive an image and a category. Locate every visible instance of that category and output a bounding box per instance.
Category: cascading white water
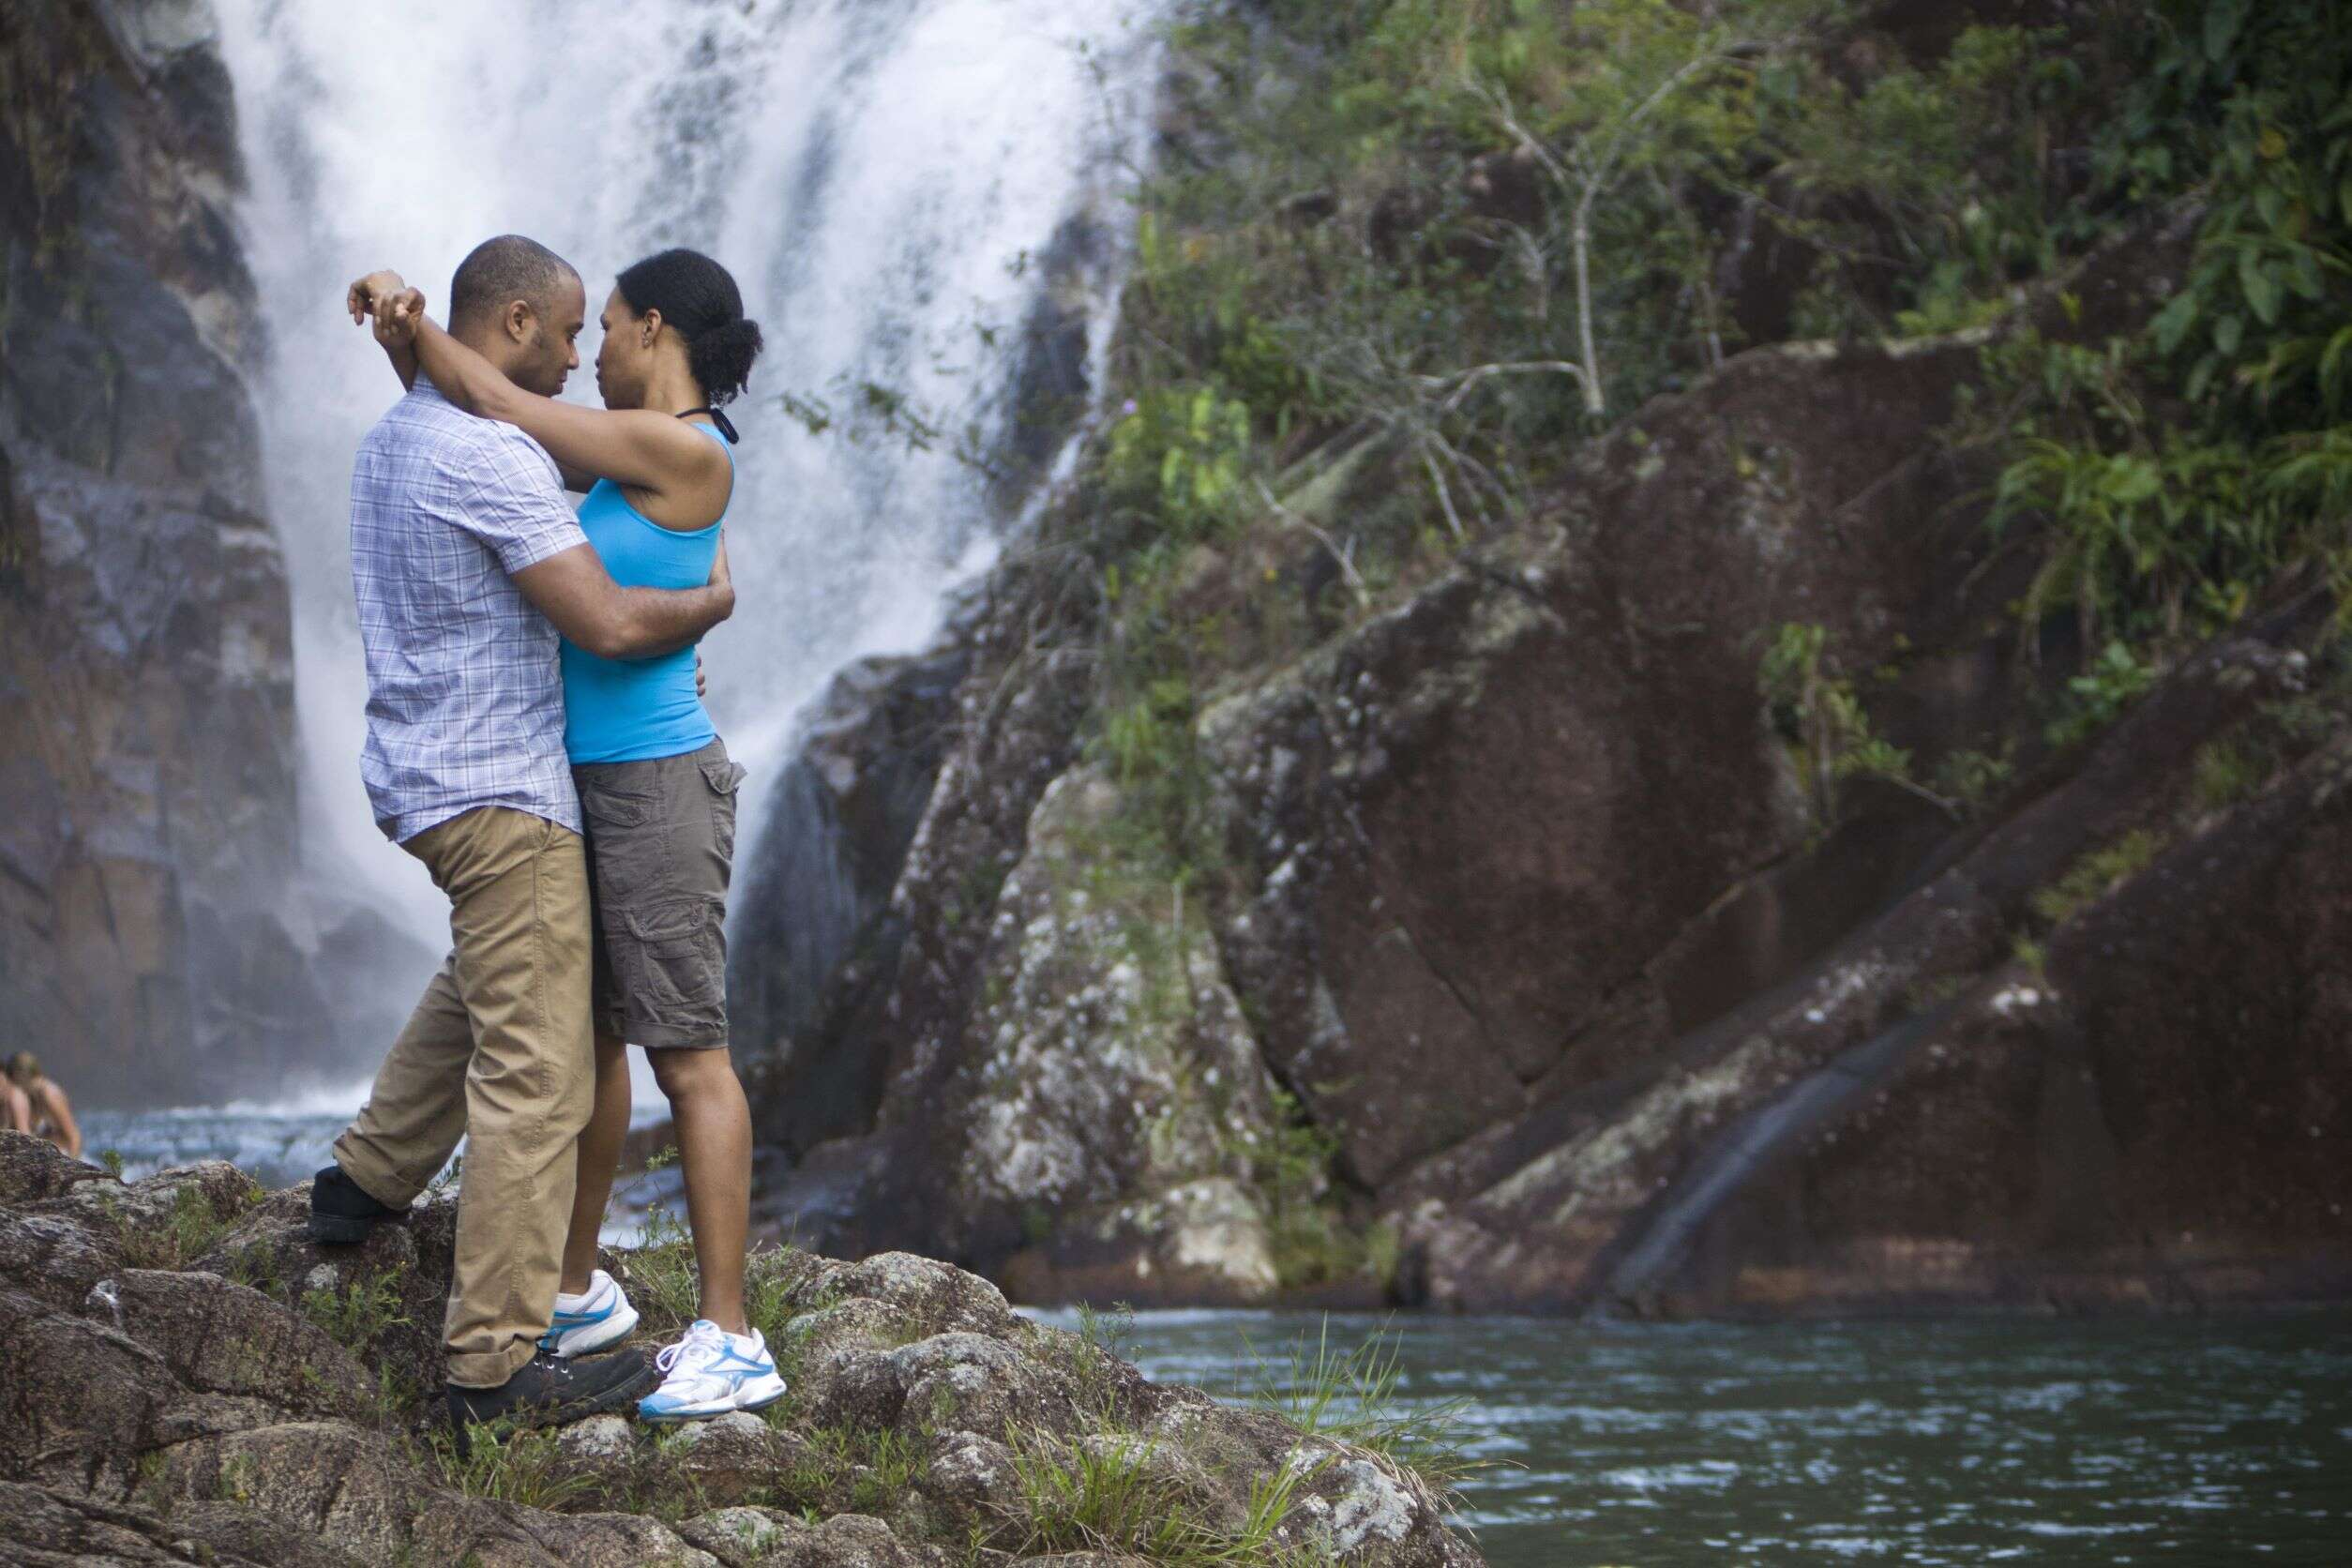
[208,0,1167,1045]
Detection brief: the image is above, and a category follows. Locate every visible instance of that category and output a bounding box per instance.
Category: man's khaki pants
[332,807,595,1389]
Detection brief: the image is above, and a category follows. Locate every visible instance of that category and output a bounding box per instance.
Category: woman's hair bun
[686,315,764,407]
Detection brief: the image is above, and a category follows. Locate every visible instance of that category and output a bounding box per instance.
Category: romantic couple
[309,234,773,1435]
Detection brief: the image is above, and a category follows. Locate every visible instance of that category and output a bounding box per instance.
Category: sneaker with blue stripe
[639,1319,787,1422]
[540,1269,640,1359]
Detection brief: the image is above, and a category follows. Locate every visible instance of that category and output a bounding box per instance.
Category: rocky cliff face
[0,0,315,1101]
[743,205,2352,1314]
[0,1132,1484,1566]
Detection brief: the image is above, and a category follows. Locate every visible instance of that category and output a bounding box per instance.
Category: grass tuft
[1237,1319,1486,1502]
[423,1425,596,1513]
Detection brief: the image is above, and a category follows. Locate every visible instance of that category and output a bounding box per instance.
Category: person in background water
[309,235,735,1440]
[4,1053,80,1160]
[353,248,780,1424]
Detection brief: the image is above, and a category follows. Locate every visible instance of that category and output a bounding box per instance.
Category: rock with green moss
[822,766,1290,1304]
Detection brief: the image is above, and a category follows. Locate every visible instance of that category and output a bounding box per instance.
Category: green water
[1052,1309,2352,1567]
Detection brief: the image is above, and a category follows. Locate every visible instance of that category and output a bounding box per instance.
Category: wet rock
[750,530,1105,1260]
[1647,726,2352,1316]
[736,642,974,1152]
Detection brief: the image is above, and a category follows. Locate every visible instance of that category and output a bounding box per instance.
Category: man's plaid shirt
[352,379,588,843]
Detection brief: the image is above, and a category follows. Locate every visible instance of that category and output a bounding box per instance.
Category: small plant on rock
[1240,1319,1485,1503]
[300,1273,410,1353]
[423,1425,595,1513]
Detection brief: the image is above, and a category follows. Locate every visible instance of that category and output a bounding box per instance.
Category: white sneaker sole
[639,1372,789,1423]
[548,1299,640,1359]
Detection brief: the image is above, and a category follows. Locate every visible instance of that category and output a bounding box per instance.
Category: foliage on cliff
[1087,0,2348,845]
[1026,0,2352,1285]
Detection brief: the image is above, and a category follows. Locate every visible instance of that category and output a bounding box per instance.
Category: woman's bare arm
[382,293,725,500]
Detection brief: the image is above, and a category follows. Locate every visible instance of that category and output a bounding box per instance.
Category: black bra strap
[677,406,739,445]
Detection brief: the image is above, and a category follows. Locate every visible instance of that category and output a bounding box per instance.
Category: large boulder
[872,768,1285,1297]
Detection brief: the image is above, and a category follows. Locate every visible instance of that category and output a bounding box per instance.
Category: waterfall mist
[208,0,1166,1087]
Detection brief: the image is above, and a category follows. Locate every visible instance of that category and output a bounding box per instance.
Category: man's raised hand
[371,287,428,348]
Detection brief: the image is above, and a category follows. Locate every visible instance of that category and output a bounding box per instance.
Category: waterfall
[208,0,1167,1060]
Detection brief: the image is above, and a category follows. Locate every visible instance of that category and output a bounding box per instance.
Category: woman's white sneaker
[638,1319,787,1422]
[540,1270,640,1358]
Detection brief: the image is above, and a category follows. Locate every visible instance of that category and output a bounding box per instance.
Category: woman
[354,249,777,1422]
[5,1052,81,1160]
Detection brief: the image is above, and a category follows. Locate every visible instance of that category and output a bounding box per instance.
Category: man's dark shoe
[445,1347,656,1443]
[306,1163,402,1245]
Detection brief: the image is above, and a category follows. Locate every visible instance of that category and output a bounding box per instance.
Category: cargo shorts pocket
[581,782,659,831]
[701,759,749,865]
[618,897,725,1022]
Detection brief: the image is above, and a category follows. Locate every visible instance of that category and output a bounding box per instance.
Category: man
[308,234,733,1434]
[3,1053,77,1159]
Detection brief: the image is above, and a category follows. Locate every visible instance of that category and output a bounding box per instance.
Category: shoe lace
[655,1319,728,1376]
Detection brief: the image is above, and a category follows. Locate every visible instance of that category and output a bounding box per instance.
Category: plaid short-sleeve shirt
[352,379,588,843]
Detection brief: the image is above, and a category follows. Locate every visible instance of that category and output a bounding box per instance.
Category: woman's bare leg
[560,1033,632,1296]
[649,1047,752,1335]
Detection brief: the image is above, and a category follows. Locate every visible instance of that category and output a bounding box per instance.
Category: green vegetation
[1235,1319,1484,1503]
[1249,1087,1395,1293]
[423,1425,596,1513]
[788,1424,926,1516]
[992,1425,1335,1566]
[116,1177,260,1271]
[1758,622,1952,821]
[1982,1,2352,687]
[299,1273,410,1353]
[2028,829,2167,928]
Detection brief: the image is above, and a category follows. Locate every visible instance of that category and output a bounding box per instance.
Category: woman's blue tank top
[560,422,731,764]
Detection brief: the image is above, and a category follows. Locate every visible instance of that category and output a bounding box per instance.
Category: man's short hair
[448,234,577,335]
[4,1052,37,1087]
